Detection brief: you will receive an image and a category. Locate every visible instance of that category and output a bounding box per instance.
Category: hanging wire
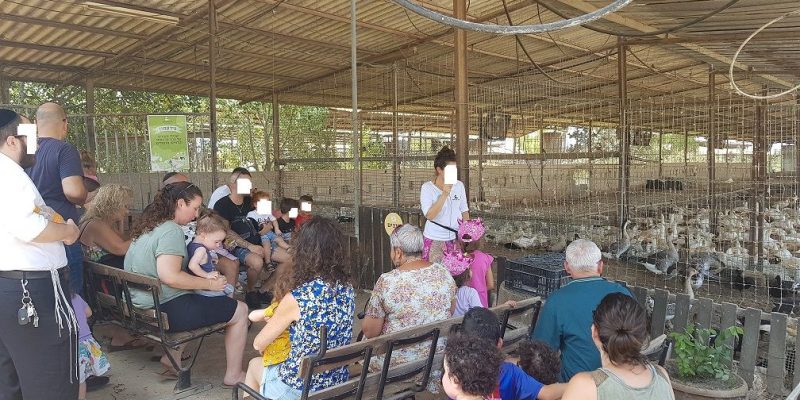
[728,8,800,100]
[391,0,633,34]
[535,0,740,37]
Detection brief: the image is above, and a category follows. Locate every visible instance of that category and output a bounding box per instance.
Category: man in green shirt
[532,239,631,382]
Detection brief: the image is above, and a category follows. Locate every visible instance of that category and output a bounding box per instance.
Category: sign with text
[148,115,189,172]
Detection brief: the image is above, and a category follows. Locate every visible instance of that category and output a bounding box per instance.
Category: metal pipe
[617,37,630,233]
[209,0,218,188]
[477,109,485,203]
[708,67,717,235]
[588,120,594,191]
[85,78,97,154]
[351,0,361,241]
[392,62,400,208]
[272,93,282,199]
[454,0,469,199]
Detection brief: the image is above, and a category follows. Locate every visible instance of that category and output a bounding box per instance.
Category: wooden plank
[631,286,648,311]
[693,298,713,329]
[719,302,738,369]
[673,293,692,333]
[381,209,392,274]
[739,307,762,388]
[767,312,788,395]
[372,208,385,279]
[650,289,668,338]
[298,298,537,376]
[85,260,160,290]
[359,206,371,289]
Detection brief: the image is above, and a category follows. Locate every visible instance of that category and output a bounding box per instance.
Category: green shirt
[124,220,189,309]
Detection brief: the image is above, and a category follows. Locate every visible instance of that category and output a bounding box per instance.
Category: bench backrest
[84,260,170,333]
[298,297,539,400]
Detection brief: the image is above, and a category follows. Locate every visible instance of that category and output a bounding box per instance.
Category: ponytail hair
[592,292,649,366]
[131,182,202,239]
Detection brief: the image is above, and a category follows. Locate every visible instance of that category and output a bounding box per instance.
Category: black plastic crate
[505,252,570,299]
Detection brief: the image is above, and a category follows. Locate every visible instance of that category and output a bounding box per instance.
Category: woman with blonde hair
[79,184,133,269]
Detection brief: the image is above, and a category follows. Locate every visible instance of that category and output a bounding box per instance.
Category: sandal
[108,338,150,352]
[150,354,191,362]
[156,368,179,380]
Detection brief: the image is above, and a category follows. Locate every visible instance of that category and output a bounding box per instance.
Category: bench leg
[161,337,212,394]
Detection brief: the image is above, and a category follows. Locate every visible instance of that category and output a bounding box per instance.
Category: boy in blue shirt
[531,239,631,382]
[459,307,565,400]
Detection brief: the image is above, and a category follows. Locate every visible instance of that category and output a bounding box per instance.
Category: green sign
[147,115,189,172]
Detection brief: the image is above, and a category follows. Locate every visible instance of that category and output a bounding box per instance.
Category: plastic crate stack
[505,252,570,299]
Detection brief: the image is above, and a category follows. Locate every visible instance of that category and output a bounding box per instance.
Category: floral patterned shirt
[365,263,456,368]
[279,278,355,391]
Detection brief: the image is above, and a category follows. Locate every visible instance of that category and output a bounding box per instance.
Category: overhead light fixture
[84,2,179,25]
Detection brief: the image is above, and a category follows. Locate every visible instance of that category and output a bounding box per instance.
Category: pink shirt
[468,250,494,307]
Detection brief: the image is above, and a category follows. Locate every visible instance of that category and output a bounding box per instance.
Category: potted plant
[667,325,748,400]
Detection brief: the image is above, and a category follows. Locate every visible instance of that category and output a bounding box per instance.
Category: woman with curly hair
[442,334,504,399]
[125,182,249,386]
[79,184,132,269]
[248,217,355,399]
[562,293,674,400]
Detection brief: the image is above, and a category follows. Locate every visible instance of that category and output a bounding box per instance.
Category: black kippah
[0,109,18,129]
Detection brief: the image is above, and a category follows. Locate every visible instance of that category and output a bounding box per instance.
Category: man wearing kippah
[0,109,81,399]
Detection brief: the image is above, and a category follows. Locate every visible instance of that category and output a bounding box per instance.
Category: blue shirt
[532,277,631,382]
[498,362,544,400]
[25,137,84,222]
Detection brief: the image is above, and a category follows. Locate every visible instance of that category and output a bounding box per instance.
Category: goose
[632,228,679,276]
[711,268,756,291]
[603,220,631,259]
[769,275,800,315]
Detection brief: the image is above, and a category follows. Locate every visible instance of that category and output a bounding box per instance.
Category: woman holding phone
[420,146,470,263]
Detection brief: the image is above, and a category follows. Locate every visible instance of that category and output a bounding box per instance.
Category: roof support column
[707,67,717,236]
[85,78,96,154]
[272,93,282,199]
[392,62,400,208]
[209,0,219,187]
[351,0,361,241]
[0,75,9,104]
[454,0,470,199]
[617,37,630,236]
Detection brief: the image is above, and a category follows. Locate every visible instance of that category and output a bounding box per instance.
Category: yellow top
[262,301,291,366]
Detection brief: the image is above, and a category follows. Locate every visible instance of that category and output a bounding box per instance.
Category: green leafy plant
[668,324,744,381]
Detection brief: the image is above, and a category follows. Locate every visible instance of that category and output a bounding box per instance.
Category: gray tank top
[590,363,674,400]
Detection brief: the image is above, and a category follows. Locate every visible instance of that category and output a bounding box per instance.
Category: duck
[632,228,679,276]
[603,220,631,260]
[711,268,756,291]
[769,275,800,315]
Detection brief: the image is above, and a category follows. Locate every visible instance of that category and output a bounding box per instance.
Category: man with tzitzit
[0,109,82,399]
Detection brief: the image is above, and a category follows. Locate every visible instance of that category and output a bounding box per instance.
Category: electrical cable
[535,0,740,37]
[729,8,800,100]
[391,0,633,34]
[500,0,569,84]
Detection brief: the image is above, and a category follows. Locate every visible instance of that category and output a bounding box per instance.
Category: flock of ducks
[483,197,800,315]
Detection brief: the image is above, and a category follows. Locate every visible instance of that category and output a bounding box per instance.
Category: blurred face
[435,161,457,176]
[196,230,226,250]
[175,195,202,225]
[441,358,461,399]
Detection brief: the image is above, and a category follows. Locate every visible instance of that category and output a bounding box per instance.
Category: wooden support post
[617,37,630,234]
[392,63,400,208]
[351,0,361,241]
[209,0,219,188]
[272,93,282,199]
[477,109,485,203]
[0,74,9,104]
[707,68,718,235]
[84,78,97,153]
[658,131,663,179]
[588,121,593,190]
[454,0,470,199]
[795,100,800,197]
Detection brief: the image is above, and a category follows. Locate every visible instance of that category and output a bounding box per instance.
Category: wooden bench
[232,297,541,400]
[84,260,227,395]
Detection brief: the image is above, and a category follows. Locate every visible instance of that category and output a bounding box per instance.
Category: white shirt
[420,180,469,241]
[247,210,276,226]
[0,153,67,271]
[207,185,231,209]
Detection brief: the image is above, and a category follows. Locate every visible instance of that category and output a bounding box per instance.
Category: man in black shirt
[213,169,269,309]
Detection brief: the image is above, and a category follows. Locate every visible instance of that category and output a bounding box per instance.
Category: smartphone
[256,199,272,215]
[301,202,312,212]
[444,164,457,185]
[288,208,299,219]
[17,124,37,154]
[236,178,252,194]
